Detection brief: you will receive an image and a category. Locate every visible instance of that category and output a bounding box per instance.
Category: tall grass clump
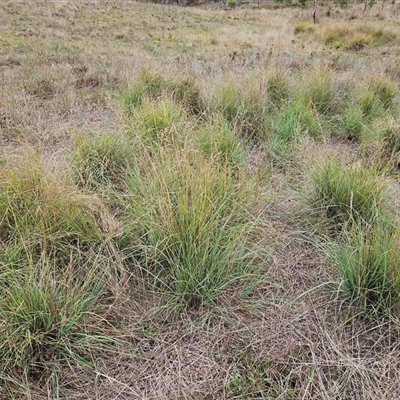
[197,118,248,168]
[122,71,167,111]
[357,76,397,121]
[267,104,299,161]
[123,149,261,310]
[267,99,322,161]
[378,124,400,173]
[368,76,397,111]
[0,259,113,395]
[0,148,103,253]
[310,158,387,228]
[332,222,400,315]
[169,76,204,116]
[265,70,289,106]
[122,71,204,116]
[129,98,187,148]
[323,24,398,50]
[334,103,365,141]
[210,78,268,141]
[72,132,133,190]
[297,68,336,115]
[294,21,315,35]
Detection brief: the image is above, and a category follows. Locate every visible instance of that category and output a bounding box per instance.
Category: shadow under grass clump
[122,149,262,310]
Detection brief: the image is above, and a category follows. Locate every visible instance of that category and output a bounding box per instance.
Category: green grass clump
[333,222,400,315]
[122,71,204,116]
[323,24,398,50]
[298,69,335,115]
[197,119,248,168]
[369,76,397,111]
[267,99,322,161]
[355,76,397,122]
[267,104,299,161]
[310,158,386,228]
[170,77,204,116]
[379,124,400,173]
[359,91,383,120]
[123,149,261,310]
[335,104,365,141]
[294,21,315,35]
[210,78,268,141]
[72,132,133,190]
[0,260,109,394]
[122,71,167,111]
[265,70,289,106]
[130,98,187,147]
[0,148,103,251]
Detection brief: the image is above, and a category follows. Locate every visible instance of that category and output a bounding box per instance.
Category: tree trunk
[312,0,318,23]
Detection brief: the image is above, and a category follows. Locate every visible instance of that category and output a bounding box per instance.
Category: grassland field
[1,0,400,398]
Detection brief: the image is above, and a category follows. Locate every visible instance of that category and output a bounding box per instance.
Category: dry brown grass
[2,0,400,398]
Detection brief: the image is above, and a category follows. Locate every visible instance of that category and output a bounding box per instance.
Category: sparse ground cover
[1,0,400,398]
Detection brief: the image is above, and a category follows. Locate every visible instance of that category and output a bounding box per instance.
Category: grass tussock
[378,123,400,173]
[334,103,365,141]
[332,222,400,315]
[122,71,204,116]
[294,21,316,35]
[0,148,103,250]
[309,157,387,228]
[123,149,261,310]
[0,259,112,395]
[197,118,249,168]
[72,132,133,190]
[265,70,289,106]
[209,76,269,141]
[323,23,398,50]
[131,97,187,147]
[297,68,336,115]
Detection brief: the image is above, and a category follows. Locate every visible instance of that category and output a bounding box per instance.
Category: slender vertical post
[312,0,318,23]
